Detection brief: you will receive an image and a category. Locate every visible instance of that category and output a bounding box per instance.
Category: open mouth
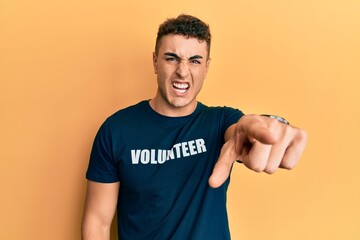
[172,82,189,94]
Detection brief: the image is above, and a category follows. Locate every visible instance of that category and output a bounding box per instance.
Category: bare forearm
[81,220,110,240]
[81,181,120,240]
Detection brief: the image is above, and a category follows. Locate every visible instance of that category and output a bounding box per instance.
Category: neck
[149,98,197,117]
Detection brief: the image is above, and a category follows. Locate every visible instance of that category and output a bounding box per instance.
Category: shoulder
[198,102,244,117]
[196,103,244,133]
[110,100,148,117]
[105,100,148,123]
[94,100,149,136]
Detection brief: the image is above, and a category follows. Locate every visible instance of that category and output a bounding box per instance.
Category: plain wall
[1,0,359,239]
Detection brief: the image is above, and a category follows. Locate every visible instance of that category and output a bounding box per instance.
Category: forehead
[157,34,208,57]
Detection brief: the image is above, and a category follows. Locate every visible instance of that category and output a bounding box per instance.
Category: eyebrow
[164,52,204,60]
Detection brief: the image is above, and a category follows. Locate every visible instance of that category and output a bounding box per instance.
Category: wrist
[261,114,289,125]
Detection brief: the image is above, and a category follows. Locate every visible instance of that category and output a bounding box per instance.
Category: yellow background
[1,0,359,239]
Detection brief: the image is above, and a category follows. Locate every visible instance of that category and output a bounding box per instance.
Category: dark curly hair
[155,14,211,57]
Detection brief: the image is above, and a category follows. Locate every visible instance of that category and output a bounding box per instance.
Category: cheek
[156,71,171,87]
[194,69,208,81]
[157,65,173,77]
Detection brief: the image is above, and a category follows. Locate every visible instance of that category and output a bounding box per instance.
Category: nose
[175,60,190,78]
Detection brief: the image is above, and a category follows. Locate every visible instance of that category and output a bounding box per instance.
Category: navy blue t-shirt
[86,100,243,240]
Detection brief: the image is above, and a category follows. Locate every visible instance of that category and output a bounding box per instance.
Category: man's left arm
[209,114,307,188]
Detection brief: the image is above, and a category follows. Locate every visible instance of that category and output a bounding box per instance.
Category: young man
[82,14,307,240]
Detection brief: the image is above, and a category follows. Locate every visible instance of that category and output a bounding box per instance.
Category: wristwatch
[261,114,290,125]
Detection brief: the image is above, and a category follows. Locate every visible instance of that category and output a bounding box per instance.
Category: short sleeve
[223,107,244,130]
[86,119,120,183]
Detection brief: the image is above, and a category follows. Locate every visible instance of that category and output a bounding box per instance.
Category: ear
[204,58,211,77]
[152,52,158,74]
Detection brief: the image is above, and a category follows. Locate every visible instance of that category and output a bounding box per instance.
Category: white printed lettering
[140,149,150,164]
[158,149,166,164]
[173,143,182,158]
[130,138,207,165]
[188,140,197,155]
[182,142,190,157]
[167,149,175,160]
[131,150,141,164]
[195,139,206,153]
[150,149,157,164]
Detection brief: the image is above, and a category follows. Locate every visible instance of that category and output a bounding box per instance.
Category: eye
[165,57,179,62]
[190,59,201,64]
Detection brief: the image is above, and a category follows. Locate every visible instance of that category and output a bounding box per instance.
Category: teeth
[175,88,187,94]
[173,83,189,89]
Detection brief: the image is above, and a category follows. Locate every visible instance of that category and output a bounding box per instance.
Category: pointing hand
[208,115,307,188]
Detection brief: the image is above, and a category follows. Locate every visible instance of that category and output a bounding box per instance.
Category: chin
[169,98,194,109]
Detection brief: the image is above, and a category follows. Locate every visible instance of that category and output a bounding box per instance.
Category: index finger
[208,138,237,188]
